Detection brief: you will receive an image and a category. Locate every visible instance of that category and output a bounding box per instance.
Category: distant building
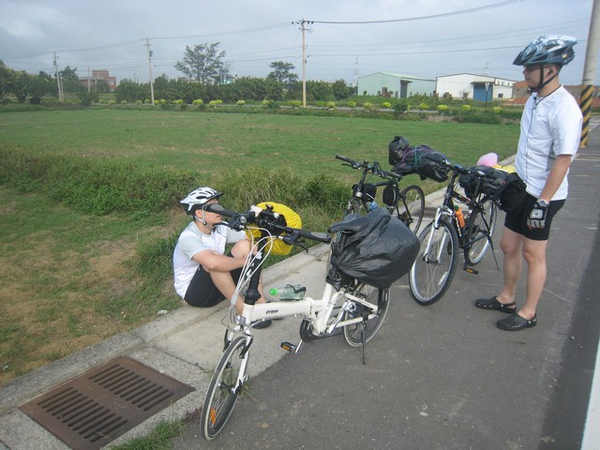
[357,72,436,98]
[435,73,516,101]
[511,81,600,106]
[80,70,117,92]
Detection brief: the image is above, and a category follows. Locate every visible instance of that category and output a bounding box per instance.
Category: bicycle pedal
[464,267,479,275]
[280,341,301,353]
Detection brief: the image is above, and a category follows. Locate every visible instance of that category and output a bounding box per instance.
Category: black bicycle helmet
[513,34,576,67]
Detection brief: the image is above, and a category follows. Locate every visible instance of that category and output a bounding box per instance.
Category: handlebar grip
[202,203,238,218]
[335,154,354,164]
[297,229,331,244]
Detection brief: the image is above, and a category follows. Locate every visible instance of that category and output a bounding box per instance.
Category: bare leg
[211,239,267,314]
[518,237,548,320]
[497,227,523,305]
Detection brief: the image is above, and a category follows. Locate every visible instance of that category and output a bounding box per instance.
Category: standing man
[173,186,271,328]
[475,35,582,331]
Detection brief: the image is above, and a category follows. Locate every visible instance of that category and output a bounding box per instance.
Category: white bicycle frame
[238,283,380,336]
[421,204,454,264]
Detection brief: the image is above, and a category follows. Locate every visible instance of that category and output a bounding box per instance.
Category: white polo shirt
[515,86,582,200]
[172,221,246,298]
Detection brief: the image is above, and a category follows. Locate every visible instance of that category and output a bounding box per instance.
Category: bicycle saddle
[471,165,496,177]
[329,213,364,234]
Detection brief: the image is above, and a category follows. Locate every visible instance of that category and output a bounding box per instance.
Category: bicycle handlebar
[336,154,401,181]
[203,203,331,245]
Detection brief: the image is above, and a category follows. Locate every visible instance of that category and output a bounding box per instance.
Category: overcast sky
[0,0,597,87]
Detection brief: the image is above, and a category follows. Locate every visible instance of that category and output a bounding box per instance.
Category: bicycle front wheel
[201,336,249,440]
[464,199,498,265]
[343,283,390,347]
[394,184,425,233]
[409,219,459,305]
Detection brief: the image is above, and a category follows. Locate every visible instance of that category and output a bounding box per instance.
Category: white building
[436,73,516,101]
[357,72,436,98]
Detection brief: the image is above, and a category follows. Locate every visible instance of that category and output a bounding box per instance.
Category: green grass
[0,107,520,384]
[0,109,519,177]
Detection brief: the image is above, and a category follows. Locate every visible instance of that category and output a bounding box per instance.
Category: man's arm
[538,154,572,202]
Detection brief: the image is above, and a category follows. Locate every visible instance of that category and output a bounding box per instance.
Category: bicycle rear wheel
[394,184,425,233]
[464,199,498,265]
[343,283,390,347]
[409,219,459,305]
[201,336,249,440]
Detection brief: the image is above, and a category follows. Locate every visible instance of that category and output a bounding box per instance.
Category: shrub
[493,106,502,113]
[192,99,204,105]
[462,104,471,110]
[347,101,356,108]
[362,102,373,110]
[326,101,336,110]
[393,100,409,115]
[437,104,449,114]
[236,100,246,106]
[288,100,302,108]
[381,102,391,109]
[418,102,429,110]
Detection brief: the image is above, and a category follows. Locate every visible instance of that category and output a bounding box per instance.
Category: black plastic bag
[327,208,420,290]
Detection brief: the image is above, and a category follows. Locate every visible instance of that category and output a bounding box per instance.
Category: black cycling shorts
[504,192,564,241]
[184,252,243,307]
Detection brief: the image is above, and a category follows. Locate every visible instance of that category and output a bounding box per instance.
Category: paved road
[171,134,600,449]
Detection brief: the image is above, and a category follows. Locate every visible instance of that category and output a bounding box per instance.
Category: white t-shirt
[172,221,246,298]
[515,86,582,200]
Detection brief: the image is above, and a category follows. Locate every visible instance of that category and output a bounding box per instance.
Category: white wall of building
[436,74,515,100]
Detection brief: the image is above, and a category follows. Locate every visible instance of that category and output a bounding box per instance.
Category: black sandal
[475,296,516,313]
[496,313,537,331]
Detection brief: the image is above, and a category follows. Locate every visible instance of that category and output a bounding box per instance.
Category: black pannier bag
[327,208,420,290]
[458,165,500,199]
[416,151,449,182]
[388,135,411,166]
[389,137,436,176]
[498,172,527,214]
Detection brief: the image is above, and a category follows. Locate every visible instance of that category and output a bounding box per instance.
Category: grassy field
[0,108,519,177]
[0,108,520,384]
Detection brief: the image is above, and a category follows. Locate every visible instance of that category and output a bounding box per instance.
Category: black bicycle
[409,159,501,305]
[335,154,426,233]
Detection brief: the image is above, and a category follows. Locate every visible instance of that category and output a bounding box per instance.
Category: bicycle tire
[343,283,390,347]
[464,199,498,266]
[394,184,425,233]
[409,219,459,305]
[201,336,249,440]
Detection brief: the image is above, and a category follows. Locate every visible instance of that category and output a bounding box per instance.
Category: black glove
[527,201,549,229]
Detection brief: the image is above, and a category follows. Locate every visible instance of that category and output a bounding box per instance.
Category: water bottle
[454,204,465,228]
[269,284,306,301]
[370,201,379,211]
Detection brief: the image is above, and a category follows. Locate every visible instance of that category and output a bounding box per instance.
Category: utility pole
[145,38,155,104]
[293,19,313,108]
[53,51,64,102]
[580,0,600,148]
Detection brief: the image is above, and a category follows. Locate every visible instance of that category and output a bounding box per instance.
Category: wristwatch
[537,199,550,208]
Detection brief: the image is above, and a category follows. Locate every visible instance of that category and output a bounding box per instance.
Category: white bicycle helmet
[180,187,222,214]
[513,34,576,67]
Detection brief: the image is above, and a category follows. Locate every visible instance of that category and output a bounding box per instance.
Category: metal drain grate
[19,356,194,449]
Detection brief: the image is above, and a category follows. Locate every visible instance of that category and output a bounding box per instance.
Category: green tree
[174,42,231,85]
[0,61,17,98]
[267,61,298,88]
[29,71,53,103]
[331,79,352,100]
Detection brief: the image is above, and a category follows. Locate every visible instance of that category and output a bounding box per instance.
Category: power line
[310,0,524,24]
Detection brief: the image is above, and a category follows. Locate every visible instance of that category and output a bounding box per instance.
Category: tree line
[0,42,354,105]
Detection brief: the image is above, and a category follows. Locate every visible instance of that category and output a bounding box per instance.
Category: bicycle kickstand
[360,323,367,365]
